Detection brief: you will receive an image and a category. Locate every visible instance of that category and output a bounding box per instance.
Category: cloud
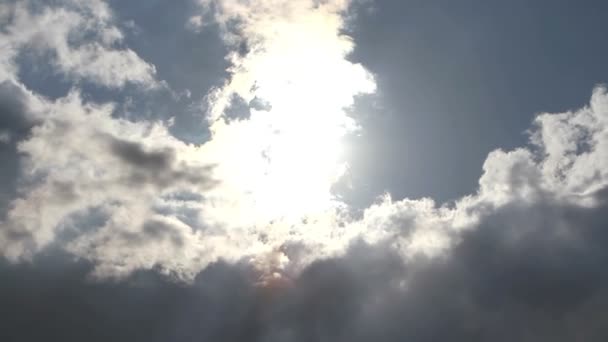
[0,0,156,88]
[0,80,44,218]
[1,0,376,279]
[0,89,213,277]
[0,1,382,280]
[107,136,213,188]
[2,188,608,341]
[533,87,608,196]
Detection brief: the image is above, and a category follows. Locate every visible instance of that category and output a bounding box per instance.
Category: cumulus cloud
[0,0,156,88]
[0,88,214,275]
[0,0,215,278]
[3,191,608,341]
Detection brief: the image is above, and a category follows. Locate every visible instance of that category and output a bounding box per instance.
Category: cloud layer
[3,191,608,341]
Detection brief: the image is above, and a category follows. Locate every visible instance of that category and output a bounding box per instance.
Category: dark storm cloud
[3,186,608,342]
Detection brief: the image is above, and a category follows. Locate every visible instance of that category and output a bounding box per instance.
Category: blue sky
[346,0,608,203]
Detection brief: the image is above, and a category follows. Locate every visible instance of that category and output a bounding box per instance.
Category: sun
[247,104,349,220]
[203,81,355,223]
[199,6,375,226]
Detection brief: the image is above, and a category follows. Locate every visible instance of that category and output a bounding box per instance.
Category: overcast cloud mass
[1,0,608,341]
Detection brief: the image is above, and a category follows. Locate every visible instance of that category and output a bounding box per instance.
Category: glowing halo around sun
[199,2,376,226]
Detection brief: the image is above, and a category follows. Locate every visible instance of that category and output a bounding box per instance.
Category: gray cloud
[110,137,175,170]
[0,81,38,218]
[2,185,608,341]
[107,135,215,189]
[0,81,34,137]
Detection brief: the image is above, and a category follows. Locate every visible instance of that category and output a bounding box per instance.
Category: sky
[1,0,608,341]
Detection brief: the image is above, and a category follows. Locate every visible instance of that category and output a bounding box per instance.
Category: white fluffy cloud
[0,88,214,276]
[0,0,156,88]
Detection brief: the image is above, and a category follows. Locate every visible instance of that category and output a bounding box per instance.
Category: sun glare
[201,4,375,225]
[249,108,348,219]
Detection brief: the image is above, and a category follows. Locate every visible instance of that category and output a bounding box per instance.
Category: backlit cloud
[1,3,608,339]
